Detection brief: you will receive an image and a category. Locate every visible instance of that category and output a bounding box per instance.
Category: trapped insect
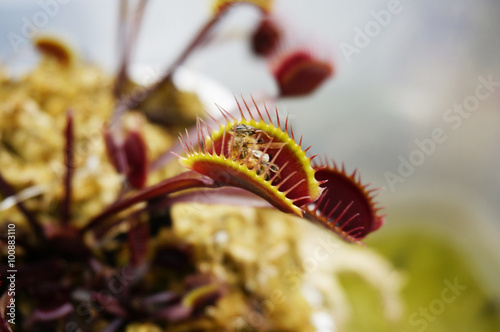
[229,123,282,180]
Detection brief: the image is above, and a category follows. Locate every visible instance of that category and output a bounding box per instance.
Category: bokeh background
[1,0,500,331]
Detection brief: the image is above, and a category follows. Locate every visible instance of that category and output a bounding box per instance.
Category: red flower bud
[251,16,281,57]
[272,50,333,97]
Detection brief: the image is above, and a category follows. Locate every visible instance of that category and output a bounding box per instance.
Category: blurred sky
[1,0,500,294]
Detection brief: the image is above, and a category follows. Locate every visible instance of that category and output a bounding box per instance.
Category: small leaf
[124,130,148,189]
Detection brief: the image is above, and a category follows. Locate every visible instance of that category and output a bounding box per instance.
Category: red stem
[113,0,149,97]
[109,8,225,154]
[81,171,216,234]
[118,11,225,112]
[62,111,74,226]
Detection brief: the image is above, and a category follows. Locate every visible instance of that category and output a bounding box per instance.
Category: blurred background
[1,0,499,331]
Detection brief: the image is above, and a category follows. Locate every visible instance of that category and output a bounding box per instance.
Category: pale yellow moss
[125,323,163,332]
[0,58,173,226]
[171,204,315,331]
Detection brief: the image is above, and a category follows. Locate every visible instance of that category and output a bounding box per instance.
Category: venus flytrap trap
[0,1,386,331]
[251,15,282,57]
[178,98,322,217]
[306,160,385,243]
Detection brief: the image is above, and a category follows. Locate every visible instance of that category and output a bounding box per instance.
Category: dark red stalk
[89,187,273,240]
[0,173,44,239]
[62,111,74,226]
[153,187,274,209]
[119,10,227,111]
[90,187,266,241]
[90,188,256,241]
[109,8,226,144]
[81,171,217,234]
[113,0,149,97]
[113,0,129,97]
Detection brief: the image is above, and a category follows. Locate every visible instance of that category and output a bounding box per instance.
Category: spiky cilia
[304,159,385,243]
[179,98,322,216]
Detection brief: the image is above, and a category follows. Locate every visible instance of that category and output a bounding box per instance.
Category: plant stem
[62,111,74,226]
[117,10,226,114]
[81,171,217,234]
[113,0,149,98]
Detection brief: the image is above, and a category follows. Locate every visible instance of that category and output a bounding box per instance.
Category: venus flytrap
[0,1,385,330]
